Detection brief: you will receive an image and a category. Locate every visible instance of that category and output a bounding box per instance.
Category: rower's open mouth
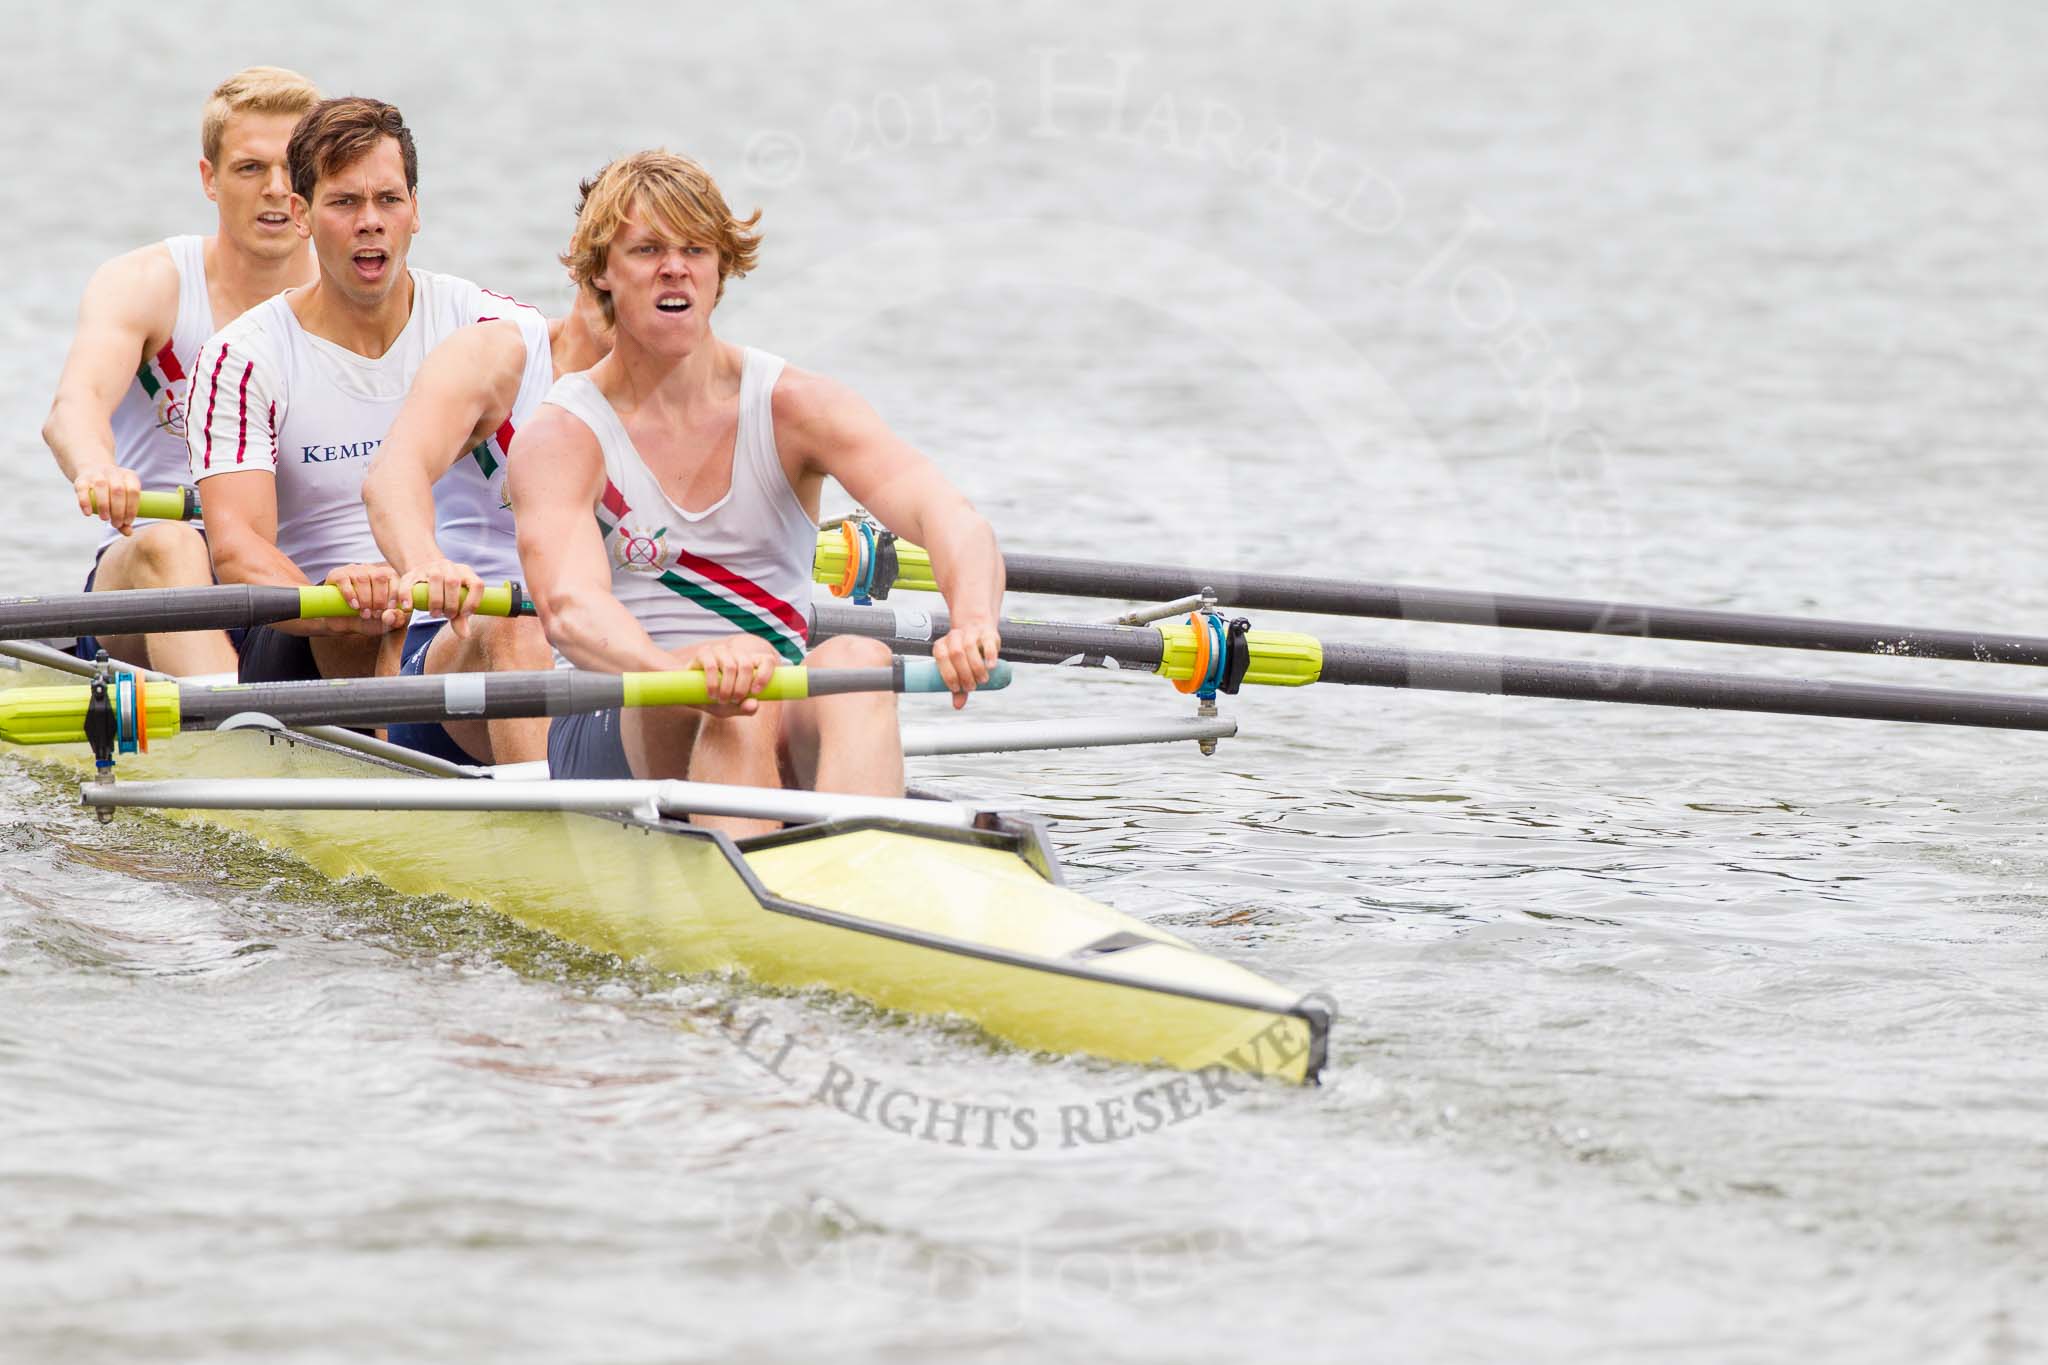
[257,212,290,227]
[655,294,691,314]
[352,249,390,279]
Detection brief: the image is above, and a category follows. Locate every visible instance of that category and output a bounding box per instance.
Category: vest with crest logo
[539,349,814,665]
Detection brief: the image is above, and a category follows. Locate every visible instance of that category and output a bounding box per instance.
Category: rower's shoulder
[416,268,545,322]
[198,290,290,358]
[767,361,871,433]
[523,390,603,453]
[93,239,179,282]
[435,316,534,370]
[78,240,180,321]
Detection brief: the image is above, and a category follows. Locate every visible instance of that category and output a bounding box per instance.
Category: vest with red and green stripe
[104,235,211,547]
[540,351,814,666]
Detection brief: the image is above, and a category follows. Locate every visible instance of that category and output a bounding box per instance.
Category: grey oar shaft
[0,585,307,642]
[816,602,2048,733]
[1321,643,2048,731]
[1000,554,2048,666]
[812,604,1164,669]
[807,665,904,696]
[177,665,909,731]
[179,670,629,731]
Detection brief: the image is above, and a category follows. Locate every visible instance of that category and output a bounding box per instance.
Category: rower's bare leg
[622,705,703,780]
[782,635,904,798]
[89,523,237,675]
[308,633,387,680]
[681,706,786,839]
[426,616,553,764]
[621,704,779,838]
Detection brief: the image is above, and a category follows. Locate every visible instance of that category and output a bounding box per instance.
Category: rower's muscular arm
[195,469,304,587]
[364,320,526,571]
[510,407,675,674]
[192,472,380,637]
[41,245,180,532]
[365,321,526,627]
[775,369,1004,702]
[774,370,1003,619]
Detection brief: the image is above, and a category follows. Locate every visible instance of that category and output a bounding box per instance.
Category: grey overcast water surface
[4,3,2047,1362]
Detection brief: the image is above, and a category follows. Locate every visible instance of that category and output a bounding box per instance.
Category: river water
[3,3,2046,1361]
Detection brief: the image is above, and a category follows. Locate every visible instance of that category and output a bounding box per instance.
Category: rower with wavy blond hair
[560,150,762,323]
[510,150,1005,832]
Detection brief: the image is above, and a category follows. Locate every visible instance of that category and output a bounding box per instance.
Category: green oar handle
[87,487,200,522]
[295,582,531,620]
[623,668,812,706]
[621,658,1012,707]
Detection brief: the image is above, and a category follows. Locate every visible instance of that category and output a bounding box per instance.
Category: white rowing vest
[541,349,814,666]
[432,310,556,586]
[187,270,547,581]
[105,235,213,547]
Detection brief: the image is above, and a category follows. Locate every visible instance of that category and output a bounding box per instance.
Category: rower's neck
[203,234,317,321]
[287,271,416,359]
[549,291,613,378]
[602,331,739,414]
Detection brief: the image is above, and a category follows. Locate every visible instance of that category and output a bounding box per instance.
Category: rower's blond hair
[200,66,320,165]
[562,151,762,325]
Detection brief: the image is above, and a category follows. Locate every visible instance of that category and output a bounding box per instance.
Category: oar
[813,601,2048,733]
[86,487,201,522]
[108,492,2048,667]
[0,581,534,643]
[816,528,2048,667]
[0,658,1011,747]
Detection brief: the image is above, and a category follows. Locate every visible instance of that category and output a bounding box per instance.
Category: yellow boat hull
[2,660,1327,1081]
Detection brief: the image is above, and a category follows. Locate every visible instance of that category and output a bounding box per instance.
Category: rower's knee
[430,616,551,678]
[100,523,210,590]
[691,706,783,785]
[806,634,892,669]
[480,616,553,670]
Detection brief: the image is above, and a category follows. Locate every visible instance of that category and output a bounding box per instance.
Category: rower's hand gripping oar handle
[897,656,1012,694]
[87,486,201,523]
[78,492,534,619]
[621,658,1012,706]
[295,581,537,620]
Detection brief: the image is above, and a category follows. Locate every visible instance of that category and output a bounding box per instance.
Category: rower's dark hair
[287,96,417,204]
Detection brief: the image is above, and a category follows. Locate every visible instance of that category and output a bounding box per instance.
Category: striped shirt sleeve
[186,334,280,480]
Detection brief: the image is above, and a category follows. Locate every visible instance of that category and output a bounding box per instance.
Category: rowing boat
[16,510,2048,1092]
[0,645,1328,1083]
